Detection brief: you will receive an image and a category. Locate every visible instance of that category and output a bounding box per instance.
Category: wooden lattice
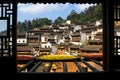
[0,3,13,57]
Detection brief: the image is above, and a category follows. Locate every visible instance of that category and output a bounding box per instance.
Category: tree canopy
[66,4,102,25]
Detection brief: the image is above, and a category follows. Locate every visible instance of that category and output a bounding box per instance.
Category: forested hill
[66,4,102,25]
[17,4,102,34]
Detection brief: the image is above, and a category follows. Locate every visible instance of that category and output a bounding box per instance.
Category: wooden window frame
[0,0,118,80]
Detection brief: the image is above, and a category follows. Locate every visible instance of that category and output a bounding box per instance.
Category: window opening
[17,3,104,73]
[114,3,120,70]
[114,4,120,56]
[0,19,7,36]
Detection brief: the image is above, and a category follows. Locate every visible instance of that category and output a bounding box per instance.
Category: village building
[16,19,103,57]
[59,24,69,30]
[69,45,80,54]
[81,25,97,40]
[17,33,27,44]
[27,35,40,51]
[17,46,32,55]
[70,31,82,45]
[80,23,103,54]
[53,26,60,32]
[17,33,32,55]
[57,43,68,55]
[64,35,71,43]
[39,48,51,55]
[73,25,82,32]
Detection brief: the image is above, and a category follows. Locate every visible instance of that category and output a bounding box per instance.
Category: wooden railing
[17,57,103,73]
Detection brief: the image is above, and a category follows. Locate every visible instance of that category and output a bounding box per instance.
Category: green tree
[67,10,78,20]
[53,16,64,26]
[66,4,102,25]
[27,20,33,30]
[67,10,79,24]
[94,4,102,20]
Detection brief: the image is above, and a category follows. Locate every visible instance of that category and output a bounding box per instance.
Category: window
[114,3,120,70]
[17,2,104,73]
[0,19,7,36]
[0,0,118,80]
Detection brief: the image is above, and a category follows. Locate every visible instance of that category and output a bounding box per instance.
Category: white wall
[81,33,87,43]
[70,42,82,45]
[17,38,27,43]
[66,20,71,24]
[41,42,52,48]
[51,46,57,54]
[41,36,46,42]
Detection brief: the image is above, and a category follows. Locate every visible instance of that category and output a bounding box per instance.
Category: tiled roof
[27,35,39,39]
[81,29,96,33]
[96,32,103,35]
[69,45,80,49]
[17,34,26,38]
[17,46,32,52]
[80,47,100,52]
[34,32,43,35]
[60,43,68,46]
[17,43,27,46]
[65,39,70,42]
[71,38,80,42]
[28,43,40,46]
[94,36,103,40]
[40,48,52,52]
[88,40,102,43]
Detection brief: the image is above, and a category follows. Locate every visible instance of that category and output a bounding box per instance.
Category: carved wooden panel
[0,3,13,57]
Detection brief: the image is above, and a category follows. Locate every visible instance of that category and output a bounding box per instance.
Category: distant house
[70,32,82,45]
[41,34,48,42]
[57,43,66,55]
[64,35,71,43]
[80,26,103,54]
[17,33,32,55]
[39,48,51,55]
[69,45,80,54]
[17,33,27,44]
[95,20,102,26]
[27,31,40,52]
[53,26,59,32]
[27,32,40,52]
[94,32,103,40]
[57,30,64,44]
[81,23,103,41]
[27,35,40,44]
[17,46,31,53]
[66,20,71,24]
[59,24,68,30]
[41,42,52,48]
[73,25,82,32]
